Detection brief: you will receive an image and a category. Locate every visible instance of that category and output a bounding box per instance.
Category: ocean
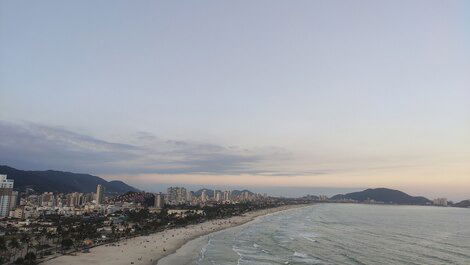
[161,204,470,265]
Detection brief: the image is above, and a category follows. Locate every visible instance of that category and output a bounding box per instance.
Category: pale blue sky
[1,1,469,199]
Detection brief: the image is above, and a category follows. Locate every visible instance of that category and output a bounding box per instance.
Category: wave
[293,251,309,258]
[197,237,211,263]
[292,251,321,264]
[187,204,470,265]
[301,232,318,243]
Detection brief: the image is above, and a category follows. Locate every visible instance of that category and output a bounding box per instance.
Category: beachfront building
[9,191,18,210]
[0,175,14,217]
[223,190,232,202]
[167,187,187,205]
[155,193,164,209]
[433,198,448,206]
[186,191,193,203]
[242,191,250,201]
[215,191,222,202]
[96,184,105,205]
[167,209,204,218]
[201,190,208,203]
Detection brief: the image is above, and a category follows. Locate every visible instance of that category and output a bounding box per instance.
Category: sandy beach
[42,205,305,265]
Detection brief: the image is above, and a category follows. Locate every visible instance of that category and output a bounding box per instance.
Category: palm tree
[60,238,73,253]
[19,234,30,258]
[33,232,42,255]
[8,239,20,261]
[45,232,55,250]
[24,252,36,265]
[0,237,8,264]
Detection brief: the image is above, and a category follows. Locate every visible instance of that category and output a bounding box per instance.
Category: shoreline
[156,204,309,265]
[42,204,309,265]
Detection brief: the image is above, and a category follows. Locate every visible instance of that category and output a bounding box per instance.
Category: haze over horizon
[1,1,469,200]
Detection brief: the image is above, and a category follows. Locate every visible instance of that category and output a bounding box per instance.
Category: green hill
[0,165,139,194]
[331,188,431,205]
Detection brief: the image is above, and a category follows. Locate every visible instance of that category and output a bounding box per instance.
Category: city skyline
[1,1,469,200]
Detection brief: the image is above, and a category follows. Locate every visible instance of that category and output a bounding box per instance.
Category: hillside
[331,188,431,205]
[454,200,470,208]
[0,165,139,194]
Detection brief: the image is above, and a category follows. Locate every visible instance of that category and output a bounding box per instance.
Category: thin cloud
[1,121,425,178]
[0,121,294,176]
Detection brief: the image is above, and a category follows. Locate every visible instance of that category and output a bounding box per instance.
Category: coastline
[156,204,309,265]
[42,204,308,265]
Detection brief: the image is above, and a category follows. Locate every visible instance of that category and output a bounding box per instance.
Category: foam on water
[196,237,211,263]
[170,204,470,265]
[300,232,318,242]
[293,251,308,258]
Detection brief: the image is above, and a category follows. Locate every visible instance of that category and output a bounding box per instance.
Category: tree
[0,237,8,264]
[24,252,36,265]
[9,239,20,261]
[45,232,55,247]
[8,239,20,249]
[19,234,30,254]
[61,238,73,251]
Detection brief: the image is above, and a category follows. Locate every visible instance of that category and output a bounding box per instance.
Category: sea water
[164,204,470,264]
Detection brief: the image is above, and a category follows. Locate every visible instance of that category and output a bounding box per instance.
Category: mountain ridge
[331,188,432,205]
[454,200,470,208]
[0,165,139,194]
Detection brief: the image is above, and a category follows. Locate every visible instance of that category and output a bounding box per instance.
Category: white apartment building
[0,175,14,217]
[433,198,448,206]
[167,187,187,205]
[154,193,164,209]
[96,184,105,205]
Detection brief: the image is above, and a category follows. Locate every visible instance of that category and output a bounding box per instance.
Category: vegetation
[0,199,302,264]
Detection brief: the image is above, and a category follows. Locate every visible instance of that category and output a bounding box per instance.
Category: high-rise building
[154,193,164,209]
[186,191,193,203]
[433,198,448,206]
[223,190,231,202]
[243,191,250,201]
[96,184,105,205]
[41,192,55,206]
[9,191,18,210]
[0,175,14,217]
[201,190,207,202]
[12,207,24,219]
[167,187,187,205]
[67,192,83,207]
[178,187,187,204]
[82,193,93,204]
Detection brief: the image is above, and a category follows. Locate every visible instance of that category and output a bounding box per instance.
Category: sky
[1,0,469,200]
